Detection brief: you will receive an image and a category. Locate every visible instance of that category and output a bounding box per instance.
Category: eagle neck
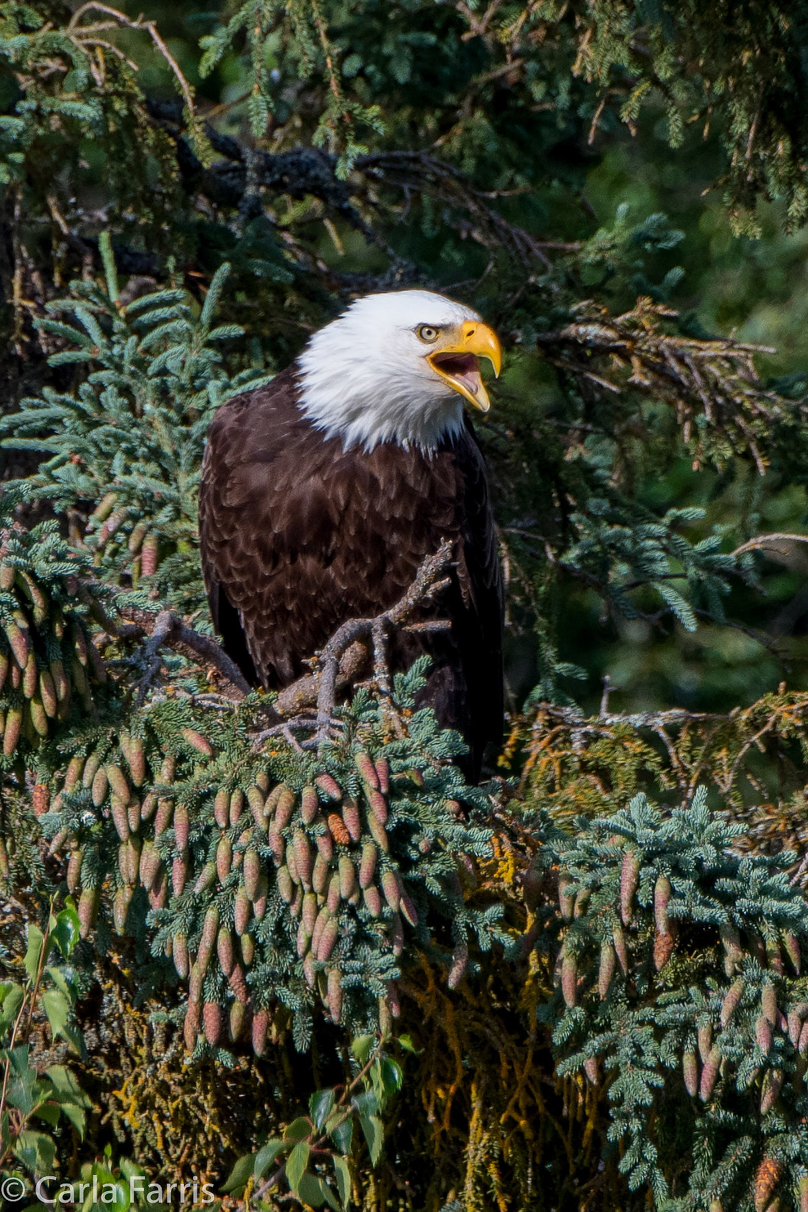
[292,362,465,455]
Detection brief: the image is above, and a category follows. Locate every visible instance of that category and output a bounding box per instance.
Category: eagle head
[297,289,501,452]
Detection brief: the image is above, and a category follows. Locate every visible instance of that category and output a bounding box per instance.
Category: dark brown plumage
[199,364,503,778]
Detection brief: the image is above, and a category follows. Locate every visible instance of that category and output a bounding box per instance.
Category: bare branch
[534,297,792,471]
[113,604,251,700]
[78,543,454,731]
[315,540,455,739]
[732,532,808,558]
[273,640,368,716]
[67,3,199,131]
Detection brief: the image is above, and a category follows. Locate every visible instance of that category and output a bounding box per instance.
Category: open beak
[427,320,502,413]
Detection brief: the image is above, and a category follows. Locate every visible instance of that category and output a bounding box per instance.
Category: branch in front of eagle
[312,540,456,744]
[91,546,452,738]
[270,641,368,719]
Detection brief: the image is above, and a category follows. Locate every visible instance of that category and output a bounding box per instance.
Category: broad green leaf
[285,1141,310,1196]
[221,1152,257,1195]
[351,1034,376,1065]
[50,904,80,958]
[322,1184,341,1211]
[284,1116,312,1141]
[7,1044,31,1077]
[46,1065,91,1107]
[370,1063,385,1108]
[0,982,24,1029]
[57,1021,85,1058]
[86,1178,128,1212]
[14,1129,56,1174]
[57,1100,87,1136]
[41,988,70,1041]
[254,1138,287,1180]
[47,1060,91,1128]
[359,1114,384,1166]
[46,966,75,1001]
[119,1159,145,1181]
[6,1062,39,1118]
[397,1035,418,1054]
[380,1058,403,1096]
[24,925,45,981]
[35,1101,60,1126]
[332,1155,352,1209]
[309,1087,336,1130]
[328,1114,353,1156]
[298,1172,331,1208]
[351,1089,378,1117]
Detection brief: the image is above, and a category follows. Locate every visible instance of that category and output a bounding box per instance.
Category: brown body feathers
[199,365,504,778]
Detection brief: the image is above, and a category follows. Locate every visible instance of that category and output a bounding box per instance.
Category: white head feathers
[296,289,486,452]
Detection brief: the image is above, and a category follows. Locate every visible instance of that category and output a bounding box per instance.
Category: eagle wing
[199,365,504,775]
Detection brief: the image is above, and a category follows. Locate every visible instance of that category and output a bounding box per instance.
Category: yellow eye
[417,325,439,343]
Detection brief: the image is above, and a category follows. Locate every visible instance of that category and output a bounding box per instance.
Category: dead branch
[733,532,808,558]
[112,604,251,700]
[90,542,454,736]
[534,297,794,472]
[315,540,455,739]
[355,150,578,269]
[67,3,199,130]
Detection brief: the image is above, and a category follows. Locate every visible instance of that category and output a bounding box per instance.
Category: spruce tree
[3,3,808,1210]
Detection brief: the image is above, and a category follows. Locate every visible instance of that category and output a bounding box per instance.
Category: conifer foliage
[3,2,808,1210]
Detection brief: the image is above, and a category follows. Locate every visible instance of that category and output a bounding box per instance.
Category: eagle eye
[417,325,439,343]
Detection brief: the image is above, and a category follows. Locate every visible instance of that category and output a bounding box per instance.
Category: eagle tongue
[434,351,481,394]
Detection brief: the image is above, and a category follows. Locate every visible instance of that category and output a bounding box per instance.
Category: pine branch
[146,99,372,237]
[66,3,207,157]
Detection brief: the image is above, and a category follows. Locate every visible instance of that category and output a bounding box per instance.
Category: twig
[732,532,808,558]
[790,852,808,886]
[282,724,305,754]
[588,95,607,145]
[67,3,198,127]
[133,609,173,704]
[315,541,454,740]
[599,675,613,717]
[402,620,452,634]
[372,617,392,700]
[114,604,251,699]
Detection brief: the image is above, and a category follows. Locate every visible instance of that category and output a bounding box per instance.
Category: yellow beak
[427,320,502,413]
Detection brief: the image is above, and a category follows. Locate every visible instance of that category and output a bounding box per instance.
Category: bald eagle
[199,290,504,779]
